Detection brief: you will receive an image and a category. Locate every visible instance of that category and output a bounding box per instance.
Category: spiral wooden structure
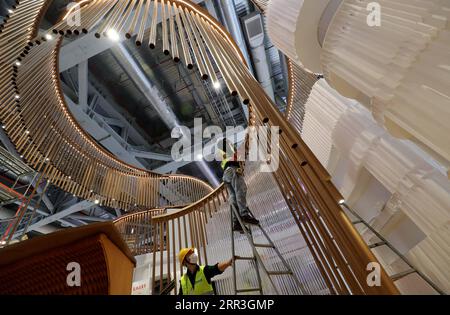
[0,0,399,294]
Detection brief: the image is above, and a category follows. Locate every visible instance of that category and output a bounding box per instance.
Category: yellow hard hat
[178,248,194,265]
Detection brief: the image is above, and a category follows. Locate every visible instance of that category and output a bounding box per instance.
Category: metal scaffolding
[0,146,49,245]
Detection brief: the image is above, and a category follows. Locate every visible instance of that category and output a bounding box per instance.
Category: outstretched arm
[218,259,233,272]
[204,260,233,283]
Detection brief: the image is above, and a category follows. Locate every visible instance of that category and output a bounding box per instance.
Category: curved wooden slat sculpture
[0,0,399,294]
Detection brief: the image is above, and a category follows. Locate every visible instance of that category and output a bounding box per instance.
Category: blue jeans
[223,166,250,224]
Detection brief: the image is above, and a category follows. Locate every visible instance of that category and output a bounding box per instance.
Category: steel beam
[68,214,110,222]
[78,60,89,106]
[22,200,94,232]
[129,148,173,162]
[65,97,147,167]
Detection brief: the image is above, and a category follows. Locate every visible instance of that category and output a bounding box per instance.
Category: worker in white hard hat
[178,247,232,295]
[217,137,259,233]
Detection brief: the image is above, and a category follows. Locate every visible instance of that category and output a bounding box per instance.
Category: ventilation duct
[242,12,274,100]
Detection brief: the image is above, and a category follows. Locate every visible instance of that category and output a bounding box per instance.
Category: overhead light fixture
[196,153,203,160]
[15,61,21,66]
[25,130,30,134]
[94,199,100,204]
[45,34,53,40]
[7,9,13,14]
[1,125,5,129]
[338,199,345,205]
[15,94,20,99]
[20,155,23,158]
[213,81,221,90]
[106,29,120,42]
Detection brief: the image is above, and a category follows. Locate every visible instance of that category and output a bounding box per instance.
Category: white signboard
[132,280,150,295]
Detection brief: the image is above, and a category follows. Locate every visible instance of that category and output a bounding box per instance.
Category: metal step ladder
[341,203,445,295]
[230,204,304,295]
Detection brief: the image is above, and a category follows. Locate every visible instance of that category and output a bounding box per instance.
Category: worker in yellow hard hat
[178,247,232,295]
[218,137,259,233]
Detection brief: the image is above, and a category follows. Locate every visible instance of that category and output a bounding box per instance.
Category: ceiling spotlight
[20,155,24,158]
[94,199,100,205]
[15,61,21,66]
[338,199,345,205]
[196,153,203,160]
[45,34,53,40]
[1,125,5,129]
[15,94,20,99]
[45,158,49,162]
[213,81,221,90]
[25,130,30,134]
[106,29,120,42]
[7,9,13,14]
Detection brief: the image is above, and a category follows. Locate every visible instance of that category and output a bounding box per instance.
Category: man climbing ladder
[218,138,259,232]
[217,138,304,295]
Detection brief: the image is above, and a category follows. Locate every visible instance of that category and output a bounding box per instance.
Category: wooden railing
[114,208,168,256]
[159,174,213,207]
[149,184,226,294]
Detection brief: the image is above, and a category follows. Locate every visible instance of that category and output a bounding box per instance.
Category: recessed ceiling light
[106,29,120,42]
[213,81,221,89]
[45,34,53,40]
